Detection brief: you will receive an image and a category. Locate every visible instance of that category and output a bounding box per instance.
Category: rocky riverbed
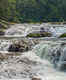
[0,23,66,80]
[0,50,66,80]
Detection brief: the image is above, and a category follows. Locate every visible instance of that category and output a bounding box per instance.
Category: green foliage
[0,0,8,20]
[59,33,66,38]
[27,32,52,37]
[27,33,41,37]
[0,0,65,22]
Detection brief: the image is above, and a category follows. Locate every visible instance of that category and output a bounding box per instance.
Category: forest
[0,0,65,22]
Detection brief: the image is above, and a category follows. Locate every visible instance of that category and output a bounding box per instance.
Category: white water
[0,40,12,52]
[33,41,66,68]
[5,23,66,37]
[0,24,66,79]
[0,40,66,80]
[50,26,66,37]
[0,51,66,80]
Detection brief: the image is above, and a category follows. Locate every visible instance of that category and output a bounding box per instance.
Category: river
[0,23,66,80]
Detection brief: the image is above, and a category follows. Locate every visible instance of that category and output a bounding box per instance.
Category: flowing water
[0,23,66,80]
[5,23,66,37]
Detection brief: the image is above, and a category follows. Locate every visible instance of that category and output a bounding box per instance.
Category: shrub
[59,33,66,38]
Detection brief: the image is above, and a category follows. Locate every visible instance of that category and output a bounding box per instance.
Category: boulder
[32,76,41,80]
[8,40,32,52]
[0,52,21,60]
[0,21,9,35]
[27,32,52,38]
[0,30,5,35]
[0,22,8,29]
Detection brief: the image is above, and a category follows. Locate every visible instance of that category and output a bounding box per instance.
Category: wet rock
[0,21,9,35]
[0,23,3,28]
[0,21,9,29]
[0,30,5,35]
[26,26,52,37]
[0,23,6,29]
[0,52,21,61]
[32,40,40,45]
[8,40,32,52]
[0,53,8,60]
[58,63,66,71]
[32,76,41,80]
[61,42,66,46]
[27,32,52,38]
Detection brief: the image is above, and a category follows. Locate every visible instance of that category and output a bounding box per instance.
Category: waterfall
[0,23,66,79]
[5,24,28,36]
[4,24,66,37]
[33,41,66,69]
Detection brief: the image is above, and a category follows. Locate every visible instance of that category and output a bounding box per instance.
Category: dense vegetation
[0,0,65,23]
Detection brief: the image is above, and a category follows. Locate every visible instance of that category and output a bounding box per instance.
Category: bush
[59,33,66,38]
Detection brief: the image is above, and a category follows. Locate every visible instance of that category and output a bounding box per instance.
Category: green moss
[0,21,9,29]
[59,33,66,38]
[27,33,41,37]
[0,23,7,29]
[27,32,52,37]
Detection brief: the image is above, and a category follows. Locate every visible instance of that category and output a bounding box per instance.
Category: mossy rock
[27,32,52,38]
[27,33,41,37]
[0,22,8,29]
[0,29,5,35]
[0,19,10,29]
[59,33,66,38]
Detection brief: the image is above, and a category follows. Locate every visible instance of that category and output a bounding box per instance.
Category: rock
[59,64,66,71]
[0,52,21,60]
[32,76,41,80]
[0,22,8,29]
[26,26,52,38]
[27,32,52,38]
[0,30,5,35]
[0,21,9,35]
[61,42,66,46]
[32,40,40,45]
[8,40,32,52]
[0,24,3,28]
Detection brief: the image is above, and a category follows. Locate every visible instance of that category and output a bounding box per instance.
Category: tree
[0,0,8,20]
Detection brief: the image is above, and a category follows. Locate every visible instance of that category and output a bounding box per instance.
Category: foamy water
[0,23,66,80]
[5,23,66,37]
